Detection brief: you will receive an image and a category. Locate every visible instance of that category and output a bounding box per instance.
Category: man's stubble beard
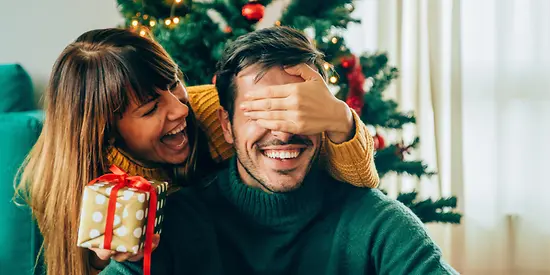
[231,130,321,193]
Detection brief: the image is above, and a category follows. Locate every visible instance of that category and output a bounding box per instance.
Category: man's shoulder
[168,170,221,206]
[164,170,223,219]
[332,182,423,227]
[334,182,391,208]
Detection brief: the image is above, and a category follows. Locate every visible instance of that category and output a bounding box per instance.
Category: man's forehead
[236,65,303,91]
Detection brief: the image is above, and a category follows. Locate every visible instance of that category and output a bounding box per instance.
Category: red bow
[88,165,157,275]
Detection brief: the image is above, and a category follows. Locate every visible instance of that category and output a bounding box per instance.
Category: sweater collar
[106,146,172,182]
[217,157,326,228]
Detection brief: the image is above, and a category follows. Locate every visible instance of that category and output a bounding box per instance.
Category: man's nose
[270,131,293,142]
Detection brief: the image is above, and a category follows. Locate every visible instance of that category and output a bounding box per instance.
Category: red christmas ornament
[373,134,385,150]
[212,74,217,85]
[342,60,350,69]
[346,95,362,114]
[340,55,356,70]
[242,1,265,22]
[224,26,233,33]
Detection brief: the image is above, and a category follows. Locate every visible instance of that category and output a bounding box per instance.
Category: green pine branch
[374,139,434,178]
[362,93,416,129]
[282,0,354,22]
[316,36,349,61]
[281,0,359,31]
[356,53,415,129]
[152,12,226,85]
[396,191,462,224]
[194,0,254,32]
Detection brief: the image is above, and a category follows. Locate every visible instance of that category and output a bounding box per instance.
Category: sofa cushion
[0,111,44,275]
[0,64,34,113]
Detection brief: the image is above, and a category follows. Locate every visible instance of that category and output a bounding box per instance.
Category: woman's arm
[322,109,379,188]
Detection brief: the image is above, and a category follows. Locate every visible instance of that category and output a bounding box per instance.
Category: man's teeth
[166,124,186,136]
[264,150,300,159]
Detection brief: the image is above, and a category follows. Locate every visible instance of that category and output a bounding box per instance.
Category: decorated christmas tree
[116,0,461,224]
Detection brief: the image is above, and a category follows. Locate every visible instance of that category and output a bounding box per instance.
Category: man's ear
[217,107,234,144]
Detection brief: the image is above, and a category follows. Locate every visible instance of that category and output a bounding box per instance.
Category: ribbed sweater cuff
[325,109,372,163]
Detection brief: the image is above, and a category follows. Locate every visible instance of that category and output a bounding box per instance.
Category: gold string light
[132,20,139,27]
[149,20,156,27]
[275,20,281,26]
[173,17,180,24]
[329,76,338,84]
[165,19,172,25]
[323,63,331,70]
[331,37,338,44]
[139,29,147,36]
[175,0,182,3]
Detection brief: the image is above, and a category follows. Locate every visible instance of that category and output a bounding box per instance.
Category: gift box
[77,165,168,274]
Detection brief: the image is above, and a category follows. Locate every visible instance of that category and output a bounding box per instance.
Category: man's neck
[217,157,327,228]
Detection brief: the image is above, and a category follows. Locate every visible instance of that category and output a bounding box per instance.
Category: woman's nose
[166,95,189,121]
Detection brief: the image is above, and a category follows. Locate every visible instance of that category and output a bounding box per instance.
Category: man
[104,26,458,275]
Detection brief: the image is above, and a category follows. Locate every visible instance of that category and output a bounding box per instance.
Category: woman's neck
[106,146,172,182]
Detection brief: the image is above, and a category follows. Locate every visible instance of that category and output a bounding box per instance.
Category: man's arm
[370,198,459,275]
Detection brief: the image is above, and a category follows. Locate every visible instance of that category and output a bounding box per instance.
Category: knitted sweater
[101,159,458,275]
[107,85,379,188]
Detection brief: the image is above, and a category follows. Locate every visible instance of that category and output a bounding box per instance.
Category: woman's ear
[217,107,234,144]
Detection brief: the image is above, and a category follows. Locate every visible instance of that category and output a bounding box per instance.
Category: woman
[17,28,378,275]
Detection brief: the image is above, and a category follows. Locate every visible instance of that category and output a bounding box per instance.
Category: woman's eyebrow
[133,98,157,114]
[168,79,180,91]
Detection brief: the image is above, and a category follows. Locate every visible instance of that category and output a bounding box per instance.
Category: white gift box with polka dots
[76,180,168,254]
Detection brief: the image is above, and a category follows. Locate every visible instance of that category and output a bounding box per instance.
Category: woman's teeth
[166,123,186,136]
[263,149,301,159]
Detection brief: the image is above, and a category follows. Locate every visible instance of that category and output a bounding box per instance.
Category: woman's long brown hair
[15,28,204,275]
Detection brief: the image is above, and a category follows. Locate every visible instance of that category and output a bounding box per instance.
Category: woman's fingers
[240,98,290,111]
[89,248,115,261]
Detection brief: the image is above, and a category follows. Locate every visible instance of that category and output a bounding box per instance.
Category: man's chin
[263,183,302,193]
[262,173,304,193]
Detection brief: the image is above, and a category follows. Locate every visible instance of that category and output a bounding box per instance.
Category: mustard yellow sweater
[107,85,379,188]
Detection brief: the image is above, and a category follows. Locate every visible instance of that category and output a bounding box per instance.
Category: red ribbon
[88,165,157,275]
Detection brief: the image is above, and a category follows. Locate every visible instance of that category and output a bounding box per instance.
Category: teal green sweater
[102,160,457,275]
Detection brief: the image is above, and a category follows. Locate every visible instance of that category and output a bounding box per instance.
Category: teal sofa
[0,64,44,274]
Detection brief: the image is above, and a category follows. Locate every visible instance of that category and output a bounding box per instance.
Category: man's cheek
[241,122,266,145]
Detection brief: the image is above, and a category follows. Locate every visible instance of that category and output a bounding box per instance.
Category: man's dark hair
[215,26,327,119]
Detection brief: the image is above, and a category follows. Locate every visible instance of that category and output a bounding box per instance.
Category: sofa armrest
[0,110,44,275]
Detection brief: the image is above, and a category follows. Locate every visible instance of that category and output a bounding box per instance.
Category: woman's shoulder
[186,84,218,103]
[186,84,220,124]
